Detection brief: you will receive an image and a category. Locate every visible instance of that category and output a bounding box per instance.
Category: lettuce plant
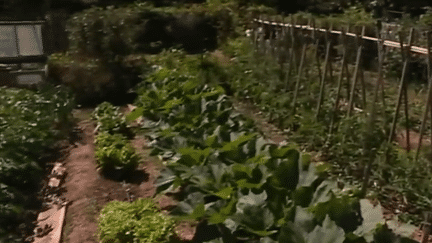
[97,198,174,243]
[94,132,140,177]
[93,101,130,136]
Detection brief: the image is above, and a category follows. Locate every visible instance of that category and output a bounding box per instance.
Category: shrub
[94,132,140,177]
[97,198,174,243]
[48,52,117,104]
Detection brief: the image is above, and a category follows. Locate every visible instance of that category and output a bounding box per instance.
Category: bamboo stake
[312,19,323,88]
[316,28,332,119]
[284,16,298,91]
[416,31,432,162]
[360,65,367,109]
[348,26,366,117]
[329,27,348,135]
[361,22,385,197]
[402,30,415,152]
[292,35,307,115]
[387,28,414,148]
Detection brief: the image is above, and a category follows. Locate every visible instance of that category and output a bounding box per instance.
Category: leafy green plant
[127,50,419,242]
[94,132,140,178]
[97,198,174,243]
[0,85,74,241]
[93,101,130,136]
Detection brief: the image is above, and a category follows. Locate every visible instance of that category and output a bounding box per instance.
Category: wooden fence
[250,16,432,196]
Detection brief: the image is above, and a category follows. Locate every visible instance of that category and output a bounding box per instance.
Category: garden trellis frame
[0,20,48,87]
[251,15,432,198]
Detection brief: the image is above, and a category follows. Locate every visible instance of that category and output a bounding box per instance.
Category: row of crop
[221,36,432,223]
[91,102,177,242]
[92,102,140,180]
[126,51,417,243]
[0,85,75,242]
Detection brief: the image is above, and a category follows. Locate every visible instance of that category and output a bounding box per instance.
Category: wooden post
[313,20,323,91]
[360,64,367,109]
[347,26,366,117]
[416,31,432,162]
[330,27,348,135]
[316,28,332,119]
[387,28,414,150]
[284,16,297,91]
[292,30,308,115]
[421,212,432,243]
[361,22,385,197]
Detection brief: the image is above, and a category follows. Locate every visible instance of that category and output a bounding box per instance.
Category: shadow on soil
[100,168,150,185]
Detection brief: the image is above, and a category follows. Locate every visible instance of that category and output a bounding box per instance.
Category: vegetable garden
[119,49,420,242]
[5,1,432,242]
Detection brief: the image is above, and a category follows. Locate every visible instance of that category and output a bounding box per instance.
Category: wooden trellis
[251,16,432,196]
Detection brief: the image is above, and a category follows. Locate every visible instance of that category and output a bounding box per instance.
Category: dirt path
[60,113,158,242]
[59,109,194,243]
[232,98,287,144]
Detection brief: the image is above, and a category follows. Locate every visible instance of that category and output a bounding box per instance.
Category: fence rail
[253,19,429,55]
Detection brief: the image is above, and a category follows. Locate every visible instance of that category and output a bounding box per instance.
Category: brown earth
[59,109,195,243]
[395,129,432,152]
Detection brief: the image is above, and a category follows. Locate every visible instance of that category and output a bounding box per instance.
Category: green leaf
[270,146,299,159]
[190,203,206,220]
[310,181,337,206]
[292,186,315,207]
[269,158,299,191]
[125,106,144,122]
[354,199,385,242]
[278,222,307,243]
[386,219,417,239]
[210,164,228,186]
[306,215,345,243]
[208,198,237,225]
[173,192,205,216]
[297,163,319,188]
[236,190,267,213]
[205,135,219,148]
[155,168,177,194]
[293,206,316,234]
[235,206,276,233]
[177,147,210,166]
[261,236,278,243]
[221,133,256,152]
[232,164,253,178]
[213,187,233,199]
[236,179,264,189]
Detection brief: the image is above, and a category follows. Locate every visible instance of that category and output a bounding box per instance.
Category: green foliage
[127,49,418,242]
[418,7,432,27]
[48,52,127,104]
[65,2,237,56]
[0,85,74,241]
[97,198,174,243]
[220,33,432,225]
[94,132,140,177]
[93,101,130,136]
